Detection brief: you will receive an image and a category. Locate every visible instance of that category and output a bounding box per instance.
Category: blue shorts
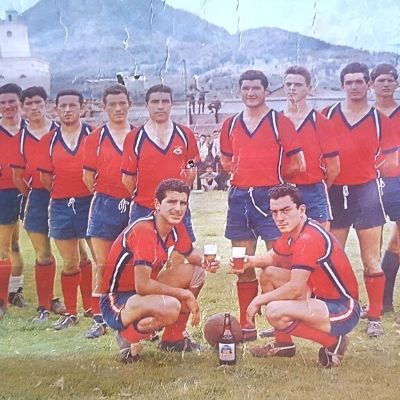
[23,189,50,234]
[0,189,21,225]
[225,186,280,241]
[129,203,196,242]
[49,196,92,240]
[328,180,386,230]
[87,192,130,241]
[324,297,361,336]
[296,182,332,222]
[100,292,135,331]
[381,176,400,222]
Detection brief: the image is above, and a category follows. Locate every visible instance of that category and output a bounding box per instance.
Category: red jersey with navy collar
[273,219,359,300]
[282,110,339,185]
[322,103,398,185]
[220,110,302,187]
[9,121,59,189]
[83,125,131,199]
[0,120,26,190]
[121,123,199,208]
[37,123,93,199]
[378,105,400,178]
[101,213,193,293]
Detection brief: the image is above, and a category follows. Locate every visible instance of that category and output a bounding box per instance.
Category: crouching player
[100,179,216,362]
[240,184,360,367]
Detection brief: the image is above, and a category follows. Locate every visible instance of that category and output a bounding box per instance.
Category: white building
[0,9,50,92]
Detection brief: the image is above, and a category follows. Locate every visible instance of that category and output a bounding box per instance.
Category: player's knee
[189,266,206,289]
[265,302,284,324]
[159,297,181,326]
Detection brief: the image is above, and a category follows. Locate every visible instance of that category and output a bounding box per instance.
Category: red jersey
[37,123,92,199]
[101,213,193,293]
[322,104,398,185]
[273,219,359,300]
[378,105,400,178]
[220,110,302,187]
[121,123,199,208]
[0,120,25,190]
[282,110,339,185]
[83,125,131,199]
[9,121,59,190]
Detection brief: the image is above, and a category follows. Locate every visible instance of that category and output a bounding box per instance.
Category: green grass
[1,191,400,400]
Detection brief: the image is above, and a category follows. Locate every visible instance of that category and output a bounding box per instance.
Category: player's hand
[202,255,220,273]
[246,296,263,323]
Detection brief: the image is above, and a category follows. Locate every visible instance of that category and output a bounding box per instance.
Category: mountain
[12,0,397,95]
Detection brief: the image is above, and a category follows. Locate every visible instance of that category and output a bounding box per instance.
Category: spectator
[200,164,218,191]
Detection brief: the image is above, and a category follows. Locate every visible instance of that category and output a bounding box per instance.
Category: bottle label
[218,343,235,362]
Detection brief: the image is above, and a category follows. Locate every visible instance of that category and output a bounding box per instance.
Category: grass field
[1,191,400,400]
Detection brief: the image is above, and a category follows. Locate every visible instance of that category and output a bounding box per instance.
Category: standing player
[10,86,65,321]
[37,90,94,330]
[0,83,25,318]
[370,63,400,314]
[240,185,360,368]
[282,66,340,226]
[322,62,398,337]
[219,70,305,340]
[121,84,199,242]
[101,179,211,362]
[83,84,133,338]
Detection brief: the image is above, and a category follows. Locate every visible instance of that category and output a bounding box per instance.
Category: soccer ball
[203,312,243,348]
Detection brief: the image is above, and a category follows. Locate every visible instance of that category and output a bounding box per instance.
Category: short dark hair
[269,184,305,208]
[284,65,312,86]
[102,84,131,104]
[340,62,370,85]
[145,84,172,104]
[20,86,47,104]
[239,70,269,89]
[0,83,22,98]
[155,179,190,204]
[370,63,398,82]
[55,90,84,106]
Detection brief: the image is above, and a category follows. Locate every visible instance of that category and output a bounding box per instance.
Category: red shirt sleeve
[291,233,324,271]
[219,116,234,157]
[82,128,101,172]
[121,128,139,176]
[272,234,293,257]
[277,114,302,157]
[130,224,159,266]
[379,112,398,155]
[36,131,54,174]
[315,113,339,158]
[9,132,25,170]
[182,126,200,165]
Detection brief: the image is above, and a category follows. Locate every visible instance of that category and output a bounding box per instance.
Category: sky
[1,0,399,53]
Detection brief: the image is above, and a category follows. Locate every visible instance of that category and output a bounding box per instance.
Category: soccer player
[10,86,65,321]
[121,84,199,242]
[219,70,305,340]
[370,63,400,314]
[282,66,340,226]
[0,83,25,318]
[241,184,360,368]
[322,62,398,337]
[82,84,133,338]
[101,179,212,362]
[37,90,94,330]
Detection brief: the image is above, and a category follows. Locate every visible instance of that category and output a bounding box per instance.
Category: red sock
[364,272,385,319]
[162,312,189,342]
[274,330,294,344]
[79,260,93,312]
[0,259,12,304]
[121,324,152,344]
[91,295,101,315]
[285,321,337,348]
[61,271,80,315]
[35,260,53,310]
[237,280,258,327]
[49,258,56,300]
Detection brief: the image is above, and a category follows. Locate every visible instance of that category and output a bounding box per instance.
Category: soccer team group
[0,61,399,367]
